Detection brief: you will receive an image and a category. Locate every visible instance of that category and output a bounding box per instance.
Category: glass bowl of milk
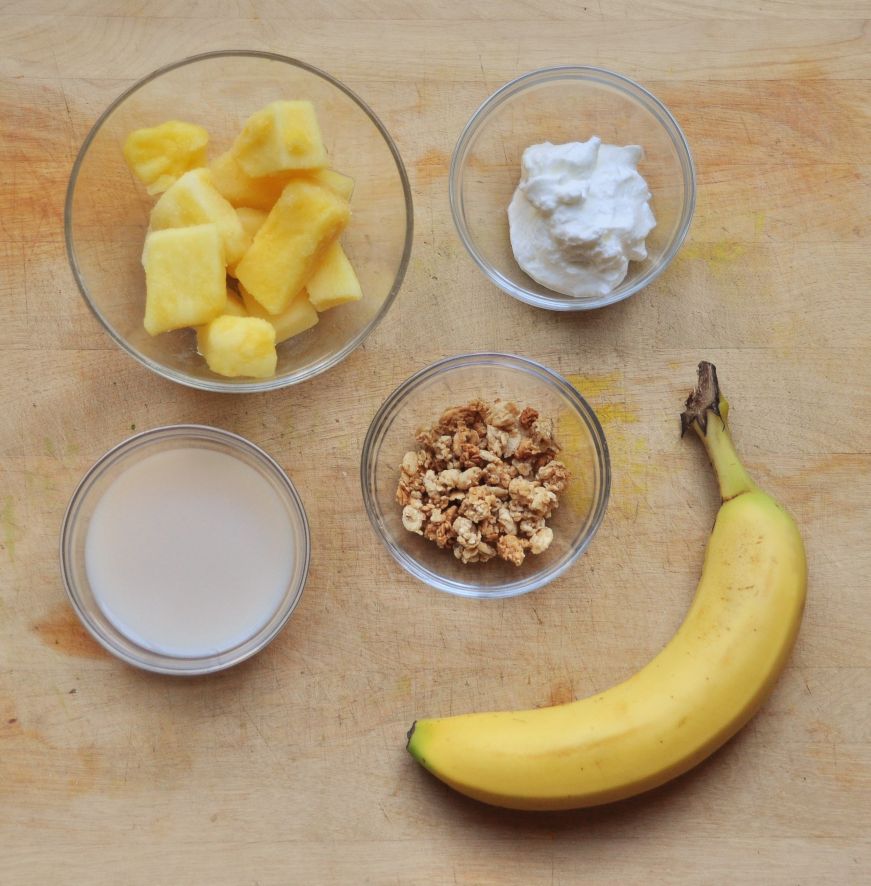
[449,66,695,311]
[60,425,310,675]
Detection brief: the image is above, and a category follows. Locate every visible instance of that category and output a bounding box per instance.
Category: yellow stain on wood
[675,214,764,278]
[2,496,19,562]
[679,240,746,268]
[565,372,640,425]
[772,314,801,360]
[564,373,651,520]
[24,469,58,495]
[753,210,766,240]
[594,401,640,426]
[567,370,621,398]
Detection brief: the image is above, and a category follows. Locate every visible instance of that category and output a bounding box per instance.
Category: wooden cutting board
[1,2,869,883]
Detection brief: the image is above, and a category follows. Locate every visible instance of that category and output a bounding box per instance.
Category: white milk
[85,447,296,657]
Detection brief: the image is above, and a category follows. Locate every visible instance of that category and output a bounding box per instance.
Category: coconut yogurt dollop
[508,138,656,299]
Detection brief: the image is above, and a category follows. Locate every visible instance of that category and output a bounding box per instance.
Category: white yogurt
[508,138,656,298]
[84,447,296,658]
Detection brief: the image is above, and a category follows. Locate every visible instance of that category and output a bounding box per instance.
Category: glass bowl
[60,425,310,675]
[361,353,610,598]
[65,50,413,392]
[449,66,695,311]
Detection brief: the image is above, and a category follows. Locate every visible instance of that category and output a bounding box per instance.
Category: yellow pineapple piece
[142,225,226,335]
[210,152,354,211]
[123,120,208,195]
[227,208,269,277]
[306,168,354,201]
[306,241,363,312]
[231,100,327,177]
[223,288,248,317]
[150,169,248,266]
[235,180,350,315]
[235,207,268,240]
[209,151,290,211]
[240,285,318,344]
[196,315,277,379]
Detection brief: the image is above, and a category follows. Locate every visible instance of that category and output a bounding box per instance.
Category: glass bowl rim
[59,423,311,675]
[360,351,611,598]
[448,64,696,312]
[64,49,415,393]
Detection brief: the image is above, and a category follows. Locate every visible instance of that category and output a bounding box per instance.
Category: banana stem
[681,362,756,501]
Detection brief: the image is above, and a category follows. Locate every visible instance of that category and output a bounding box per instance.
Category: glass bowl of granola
[361,353,610,598]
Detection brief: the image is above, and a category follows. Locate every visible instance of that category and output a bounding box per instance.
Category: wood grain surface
[1,2,869,883]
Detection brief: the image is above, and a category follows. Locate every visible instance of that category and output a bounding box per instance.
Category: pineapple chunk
[123,120,208,195]
[306,241,363,312]
[235,180,350,315]
[231,100,327,177]
[235,207,268,240]
[308,168,354,202]
[196,315,277,379]
[210,151,354,211]
[227,208,269,277]
[240,285,318,344]
[142,225,226,335]
[209,151,291,211]
[223,288,248,317]
[150,169,248,266]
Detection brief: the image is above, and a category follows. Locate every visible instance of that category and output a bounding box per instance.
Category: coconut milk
[84,446,295,657]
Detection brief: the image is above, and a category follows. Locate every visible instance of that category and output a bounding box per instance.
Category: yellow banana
[406,362,807,810]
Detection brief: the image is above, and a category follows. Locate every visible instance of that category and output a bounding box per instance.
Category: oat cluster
[396,400,569,566]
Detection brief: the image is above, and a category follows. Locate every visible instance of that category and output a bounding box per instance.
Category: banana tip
[681,361,721,436]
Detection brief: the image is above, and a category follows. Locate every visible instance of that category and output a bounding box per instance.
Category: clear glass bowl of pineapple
[65,51,413,391]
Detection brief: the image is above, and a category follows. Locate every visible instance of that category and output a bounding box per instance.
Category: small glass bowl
[361,353,610,598]
[60,425,310,675]
[65,50,413,392]
[449,66,695,311]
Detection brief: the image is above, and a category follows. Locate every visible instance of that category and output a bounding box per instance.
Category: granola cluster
[396,399,569,566]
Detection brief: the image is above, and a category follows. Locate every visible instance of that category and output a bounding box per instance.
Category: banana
[406,362,807,810]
